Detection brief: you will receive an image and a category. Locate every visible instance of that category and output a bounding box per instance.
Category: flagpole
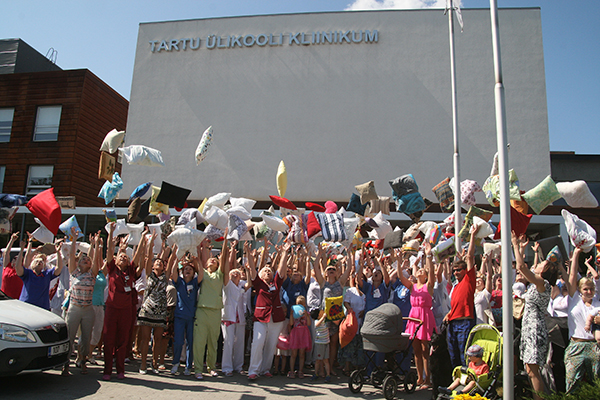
[489,1,514,399]
[448,0,462,250]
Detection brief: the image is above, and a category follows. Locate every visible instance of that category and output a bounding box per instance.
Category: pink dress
[404,283,436,341]
[288,314,312,351]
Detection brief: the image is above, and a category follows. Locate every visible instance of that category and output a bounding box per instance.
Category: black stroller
[348,303,422,400]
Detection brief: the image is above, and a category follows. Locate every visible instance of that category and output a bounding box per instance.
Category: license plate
[48,342,69,357]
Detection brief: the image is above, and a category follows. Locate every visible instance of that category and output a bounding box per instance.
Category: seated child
[585,306,600,344]
[438,344,489,396]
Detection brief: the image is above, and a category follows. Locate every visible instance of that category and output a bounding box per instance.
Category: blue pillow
[59,215,84,240]
[347,193,368,216]
[394,192,426,215]
[98,172,123,205]
[0,194,29,207]
[128,182,152,203]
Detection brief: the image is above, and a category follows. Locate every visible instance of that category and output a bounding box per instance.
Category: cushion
[383,229,403,249]
[178,208,204,226]
[0,207,17,234]
[483,242,501,258]
[31,217,54,244]
[99,128,125,153]
[316,211,347,242]
[511,194,529,215]
[103,209,117,223]
[154,182,191,208]
[277,160,287,197]
[204,224,224,241]
[283,214,308,244]
[105,219,129,237]
[324,295,345,321]
[195,125,213,165]
[493,206,532,240]
[269,195,296,210]
[147,222,165,254]
[98,151,116,181]
[227,214,249,241]
[403,222,423,242]
[432,236,456,264]
[280,206,305,218]
[204,206,229,230]
[458,206,494,241]
[562,209,597,253]
[472,216,494,238]
[158,211,172,223]
[137,198,151,221]
[261,212,289,232]
[205,192,231,210]
[428,224,444,245]
[339,310,359,348]
[128,182,152,203]
[367,196,391,216]
[355,180,378,205]
[394,192,426,215]
[226,205,252,221]
[459,179,483,207]
[521,175,562,215]
[0,194,28,207]
[59,215,84,241]
[119,145,165,167]
[306,211,322,238]
[98,172,123,205]
[347,193,368,216]
[368,212,392,240]
[127,198,142,222]
[402,239,420,254]
[432,177,454,213]
[389,174,419,197]
[126,221,145,245]
[340,217,360,248]
[556,181,598,208]
[26,188,62,235]
[325,201,338,214]
[482,170,522,207]
[149,185,169,215]
[229,197,256,213]
[305,202,326,212]
[168,227,206,258]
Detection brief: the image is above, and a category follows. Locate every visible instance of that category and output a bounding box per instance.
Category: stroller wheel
[383,375,398,400]
[348,370,364,394]
[404,370,418,393]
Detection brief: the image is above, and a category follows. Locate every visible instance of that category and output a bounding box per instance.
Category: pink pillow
[325,201,338,213]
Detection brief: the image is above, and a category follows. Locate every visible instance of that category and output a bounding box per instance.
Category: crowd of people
[1,212,599,398]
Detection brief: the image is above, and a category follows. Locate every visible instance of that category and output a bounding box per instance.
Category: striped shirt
[70,269,96,306]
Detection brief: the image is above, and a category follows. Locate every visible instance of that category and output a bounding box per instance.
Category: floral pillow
[98,172,123,205]
[521,175,562,214]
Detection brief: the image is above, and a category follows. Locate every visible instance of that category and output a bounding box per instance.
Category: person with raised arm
[102,222,146,381]
[1,232,23,299]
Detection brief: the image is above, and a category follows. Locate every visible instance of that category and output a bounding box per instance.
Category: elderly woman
[102,222,146,381]
[63,228,101,375]
[193,236,230,380]
[564,247,600,393]
[246,242,289,380]
[512,232,558,400]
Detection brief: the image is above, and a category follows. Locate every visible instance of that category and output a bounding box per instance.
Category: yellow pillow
[149,185,168,215]
[325,296,345,321]
[277,160,287,197]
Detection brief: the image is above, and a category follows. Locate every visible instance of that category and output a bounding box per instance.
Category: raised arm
[164,244,177,281]
[223,241,236,286]
[484,254,494,293]
[340,250,354,286]
[567,247,582,297]
[313,244,325,287]
[3,232,18,269]
[244,241,256,281]
[512,232,545,293]
[424,241,435,295]
[106,222,116,265]
[23,233,34,270]
[356,250,365,290]
[53,241,64,277]
[14,240,26,277]
[466,225,480,271]
[397,257,413,290]
[375,251,390,286]
[68,228,79,275]
[276,243,291,278]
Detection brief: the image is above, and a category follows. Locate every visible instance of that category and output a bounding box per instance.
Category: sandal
[287,371,295,378]
[298,371,304,379]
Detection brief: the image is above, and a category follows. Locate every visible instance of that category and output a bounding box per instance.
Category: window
[26,166,53,195]
[0,166,5,192]
[0,108,14,143]
[33,105,62,141]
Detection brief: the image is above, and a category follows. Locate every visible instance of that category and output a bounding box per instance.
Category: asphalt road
[0,360,436,400]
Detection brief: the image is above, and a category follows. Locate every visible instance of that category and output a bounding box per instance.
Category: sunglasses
[452,268,465,273]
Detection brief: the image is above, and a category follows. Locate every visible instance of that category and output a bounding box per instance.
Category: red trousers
[103,304,133,376]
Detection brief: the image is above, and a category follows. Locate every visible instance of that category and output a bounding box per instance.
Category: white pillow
[205,192,231,209]
[99,129,125,153]
[229,197,256,213]
[368,212,392,240]
[119,145,165,167]
[261,212,289,232]
[126,221,145,245]
[32,217,54,244]
[204,207,228,230]
[341,217,360,248]
[556,181,598,208]
[147,222,165,254]
[168,227,206,259]
[483,242,501,258]
[226,205,252,221]
[472,216,494,238]
[105,219,129,237]
[562,209,597,253]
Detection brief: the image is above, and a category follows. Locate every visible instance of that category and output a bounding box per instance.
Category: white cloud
[345,0,452,11]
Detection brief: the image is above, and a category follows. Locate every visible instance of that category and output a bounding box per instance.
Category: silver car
[0,289,69,375]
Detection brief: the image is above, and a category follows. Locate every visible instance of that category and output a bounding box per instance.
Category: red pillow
[305,202,326,212]
[494,206,532,240]
[269,195,297,210]
[26,188,62,235]
[325,201,338,213]
[306,211,321,238]
[339,310,359,348]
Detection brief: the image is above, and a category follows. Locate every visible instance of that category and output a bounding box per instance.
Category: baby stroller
[348,303,421,400]
[437,323,503,400]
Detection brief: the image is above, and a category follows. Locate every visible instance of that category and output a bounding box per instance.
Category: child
[585,306,600,344]
[310,309,331,382]
[438,344,489,396]
[288,295,312,378]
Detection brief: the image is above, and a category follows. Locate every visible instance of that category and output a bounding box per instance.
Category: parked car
[0,289,69,376]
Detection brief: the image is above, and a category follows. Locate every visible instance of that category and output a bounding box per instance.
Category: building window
[0,108,14,143]
[33,105,62,141]
[0,166,5,192]
[26,165,53,195]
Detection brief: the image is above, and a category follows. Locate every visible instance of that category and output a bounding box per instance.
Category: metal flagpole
[448,0,462,250]
[489,1,514,399]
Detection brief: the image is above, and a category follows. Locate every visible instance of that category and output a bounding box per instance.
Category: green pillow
[458,206,494,241]
[521,175,562,214]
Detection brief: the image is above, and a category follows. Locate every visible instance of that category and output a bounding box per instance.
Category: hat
[466,344,484,358]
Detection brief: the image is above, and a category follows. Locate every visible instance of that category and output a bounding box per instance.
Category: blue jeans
[173,316,194,369]
[447,318,475,368]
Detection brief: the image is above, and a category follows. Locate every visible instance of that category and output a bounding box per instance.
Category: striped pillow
[316,212,347,243]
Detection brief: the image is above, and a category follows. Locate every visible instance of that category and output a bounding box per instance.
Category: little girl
[311,309,331,382]
[585,306,600,345]
[288,295,312,378]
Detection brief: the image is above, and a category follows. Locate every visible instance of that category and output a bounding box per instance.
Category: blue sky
[2,0,598,154]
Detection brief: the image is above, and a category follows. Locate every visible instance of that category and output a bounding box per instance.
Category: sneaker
[195,373,203,380]
[117,373,125,380]
[248,374,258,380]
[153,368,159,374]
[88,357,98,365]
[210,370,219,377]
[438,387,452,395]
[225,371,233,377]
[102,374,111,381]
[325,375,331,383]
[139,369,147,375]
[183,368,191,376]
[310,374,319,381]
[171,365,179,375]
[158,365,166,371]
[124,358,131,364]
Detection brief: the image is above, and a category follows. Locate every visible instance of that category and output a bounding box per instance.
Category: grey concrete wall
[123,9,550,203]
